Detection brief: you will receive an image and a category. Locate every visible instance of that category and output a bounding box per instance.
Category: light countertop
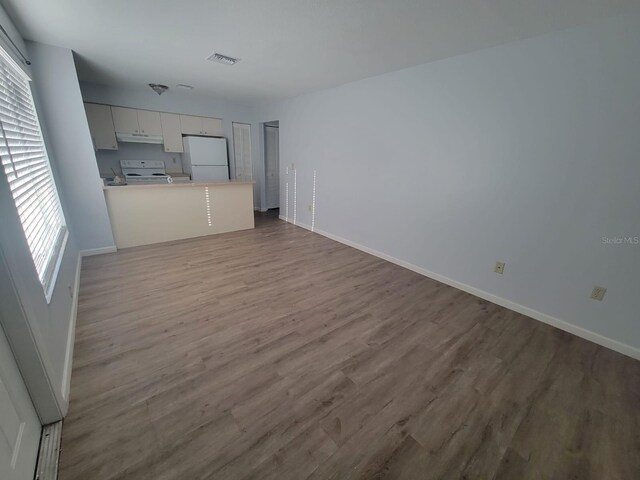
[103,180,255,190]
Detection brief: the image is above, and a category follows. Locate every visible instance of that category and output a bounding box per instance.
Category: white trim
[254,207,268,212]
[280,215,640,361]
[79,245,117,257]
[61,245,116,403]
[44,231,68,304]
[61,253,81,403]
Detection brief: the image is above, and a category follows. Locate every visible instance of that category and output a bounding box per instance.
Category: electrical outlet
[494,261,505,274]
[291,163,295,171]
[308,205,312,212]
[172,157,177,164]
[68,284,74,299]
[590,285,606,301]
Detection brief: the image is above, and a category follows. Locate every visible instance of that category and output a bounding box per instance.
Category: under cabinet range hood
[116,132,164,144]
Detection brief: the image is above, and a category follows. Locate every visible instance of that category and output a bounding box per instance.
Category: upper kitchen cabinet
[111,106,139,134]
[160,113,184,153]
[179,114,202,135]
[202,117,223,136]
[112,107,162,135]
[84,103,117,150]
[180,115,223,136]
[137,110,163,135]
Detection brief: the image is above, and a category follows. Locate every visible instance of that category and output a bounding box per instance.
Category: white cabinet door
[160,113,184,153]
[137,110,162,136]
[202,117,223,136]
[0,328,41,480]
[84,103,117,150]
[233,122,252,181]
[179,115,203,135]
[264,125,279,209]
[111,106,140,134]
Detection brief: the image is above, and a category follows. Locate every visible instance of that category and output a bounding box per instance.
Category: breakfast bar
[103,181,255,248]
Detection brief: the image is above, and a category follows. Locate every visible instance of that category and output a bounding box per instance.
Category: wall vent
[207,52,241,66]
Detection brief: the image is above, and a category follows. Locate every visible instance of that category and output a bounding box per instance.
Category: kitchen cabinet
[111,107,140,134]
[202,117,223,136]
[137,110,162,135]
[112,107,162,135]
[180,115,223,136]
[84,103,117,150]
[179,115,203,135]
[160,113,184,153]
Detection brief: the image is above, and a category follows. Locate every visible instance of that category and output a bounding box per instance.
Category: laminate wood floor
[59,214,640,480]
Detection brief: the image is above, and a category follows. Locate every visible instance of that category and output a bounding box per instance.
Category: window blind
[0,48,67,296]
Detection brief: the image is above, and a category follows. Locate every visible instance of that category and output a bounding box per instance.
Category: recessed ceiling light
[207,52,240,66]
[176,83,195,90]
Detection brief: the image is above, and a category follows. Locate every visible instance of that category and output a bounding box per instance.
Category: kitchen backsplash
[95,142,184,177]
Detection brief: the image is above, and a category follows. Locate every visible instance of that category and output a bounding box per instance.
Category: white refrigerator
[182,136,229,181]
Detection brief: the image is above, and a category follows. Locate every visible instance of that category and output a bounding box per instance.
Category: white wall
[0,18,89,421]
[80,82,262,207]
[27,42,115,252]
[258,13,640,356]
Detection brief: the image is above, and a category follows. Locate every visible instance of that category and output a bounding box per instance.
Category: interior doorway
[263,121,280,210]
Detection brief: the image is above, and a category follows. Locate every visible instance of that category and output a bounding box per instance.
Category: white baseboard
[61,245,117,405]
[254,207,268,212]
[279,215,640,361]
[61,254,82,405]
[79,245,117,257]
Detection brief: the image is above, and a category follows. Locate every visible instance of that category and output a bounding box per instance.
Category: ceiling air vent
[207,52,240,66]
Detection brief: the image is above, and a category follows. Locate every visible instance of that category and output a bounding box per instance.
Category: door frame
[263,123,280,210]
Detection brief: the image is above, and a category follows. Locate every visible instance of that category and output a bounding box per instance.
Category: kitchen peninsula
[103,181,254,248]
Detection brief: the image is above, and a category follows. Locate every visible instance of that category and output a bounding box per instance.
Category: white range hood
[116,132,164,144]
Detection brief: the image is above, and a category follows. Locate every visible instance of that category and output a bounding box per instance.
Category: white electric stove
[120,160,173,184]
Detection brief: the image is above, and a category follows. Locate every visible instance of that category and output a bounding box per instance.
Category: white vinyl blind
[0,48,67,297]
[232,122,252,180]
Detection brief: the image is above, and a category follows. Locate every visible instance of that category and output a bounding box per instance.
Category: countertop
[103,180,255,190]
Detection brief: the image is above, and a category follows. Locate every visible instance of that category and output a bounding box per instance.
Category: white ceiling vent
[207,52,241,66]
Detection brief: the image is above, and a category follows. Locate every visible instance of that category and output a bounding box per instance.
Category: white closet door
[232,123,252,181]
[0,327,41,480]
[264,125,279,209]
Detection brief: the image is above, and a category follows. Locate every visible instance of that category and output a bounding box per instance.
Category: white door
[264,125,279,209]
[233,123,252,181]
[191,165,229,181]
[0,327,40,480]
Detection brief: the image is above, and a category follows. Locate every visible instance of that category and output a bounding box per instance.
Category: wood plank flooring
[59,213,640,479]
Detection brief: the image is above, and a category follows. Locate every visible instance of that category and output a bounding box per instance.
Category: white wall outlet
[308,205,312,212]
[291,163,295,171]
[494,261,505,274]
[590,286,606,301]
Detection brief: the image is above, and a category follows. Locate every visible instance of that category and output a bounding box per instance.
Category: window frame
[0,46,68,303]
